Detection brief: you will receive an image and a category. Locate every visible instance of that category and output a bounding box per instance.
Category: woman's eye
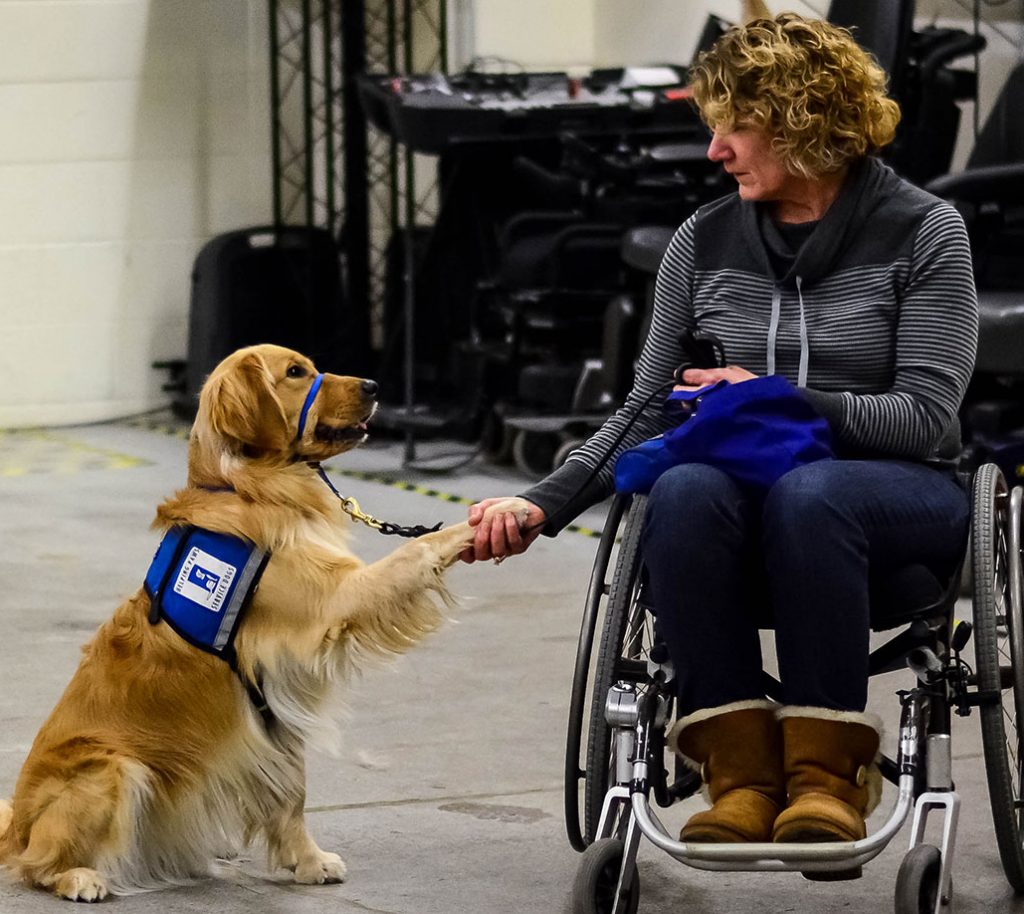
[286,365,307,379]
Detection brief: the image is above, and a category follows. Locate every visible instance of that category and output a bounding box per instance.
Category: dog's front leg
[327,521,474,653]
[321,519,473,650]
[264,759,346,885]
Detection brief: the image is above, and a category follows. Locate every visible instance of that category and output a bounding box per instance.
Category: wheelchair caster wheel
[895,844,942,914]
[553,437,585,470]
[512,429,559,478]
[571,837,640,914]
[480,410,514,464]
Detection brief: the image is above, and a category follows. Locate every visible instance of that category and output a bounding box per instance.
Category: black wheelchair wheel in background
[971,464,1024,891]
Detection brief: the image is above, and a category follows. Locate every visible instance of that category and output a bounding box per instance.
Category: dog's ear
[203,352,291,452]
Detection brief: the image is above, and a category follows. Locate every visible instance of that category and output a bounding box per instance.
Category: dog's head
[196,344,378,462]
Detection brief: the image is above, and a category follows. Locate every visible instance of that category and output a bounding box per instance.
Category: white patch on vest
[173,547,237,613]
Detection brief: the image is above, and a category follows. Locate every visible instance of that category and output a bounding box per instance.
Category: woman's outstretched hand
[460,496,546,564]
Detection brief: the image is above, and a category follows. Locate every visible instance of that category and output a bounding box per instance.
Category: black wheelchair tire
[583,497,648,844]
[512,429,559,478]
[571,837,640,914]
[971,463,1024,892]
[894,844,942,914]
[565,496,632,851]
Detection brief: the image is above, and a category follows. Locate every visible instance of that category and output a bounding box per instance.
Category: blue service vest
[144,527,270,667]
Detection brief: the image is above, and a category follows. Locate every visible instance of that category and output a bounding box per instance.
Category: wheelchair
[564,463,1024,914]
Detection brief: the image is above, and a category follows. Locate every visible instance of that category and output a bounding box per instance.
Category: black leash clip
[672,329,728,384]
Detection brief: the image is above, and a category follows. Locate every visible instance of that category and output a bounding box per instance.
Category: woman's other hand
[674,364,757,392]
[461,496,546,564]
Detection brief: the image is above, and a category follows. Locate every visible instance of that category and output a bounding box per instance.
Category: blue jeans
[639,460,969,716]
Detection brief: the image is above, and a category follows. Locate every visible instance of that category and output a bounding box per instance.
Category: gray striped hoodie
[522,156,978,534]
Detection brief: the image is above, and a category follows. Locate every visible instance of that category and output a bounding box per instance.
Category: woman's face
[706,123,793,202]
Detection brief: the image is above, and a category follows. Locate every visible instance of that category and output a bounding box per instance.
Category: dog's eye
[286,365,307,379]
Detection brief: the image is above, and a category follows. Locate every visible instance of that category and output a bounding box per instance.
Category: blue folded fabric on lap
[614,375,834,495]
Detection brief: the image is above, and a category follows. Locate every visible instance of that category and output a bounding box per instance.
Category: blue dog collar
[297,373,324,439]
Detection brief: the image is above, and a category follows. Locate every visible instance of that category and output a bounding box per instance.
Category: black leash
[313,463,443,538]
[526,330,727,535]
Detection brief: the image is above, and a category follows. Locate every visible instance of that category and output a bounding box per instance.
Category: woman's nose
[706,131,730,162]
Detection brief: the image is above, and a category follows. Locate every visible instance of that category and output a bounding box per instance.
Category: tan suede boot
[772,708,883,844]
[667,700,784,843]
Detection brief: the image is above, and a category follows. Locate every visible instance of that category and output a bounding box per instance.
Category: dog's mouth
[312,400,376,446]
[314,420,369,443]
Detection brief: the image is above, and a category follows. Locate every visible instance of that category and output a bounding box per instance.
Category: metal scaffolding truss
[269,0,344,231]
[269,0,448,352]
[364,0,447,333]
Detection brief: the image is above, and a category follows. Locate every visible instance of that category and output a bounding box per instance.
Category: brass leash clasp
[339,496,383,531]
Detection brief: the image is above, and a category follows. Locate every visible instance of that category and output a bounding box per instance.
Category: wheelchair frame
[564,463,1024,914]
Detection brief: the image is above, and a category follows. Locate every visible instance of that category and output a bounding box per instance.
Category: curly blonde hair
[689,13,901,177]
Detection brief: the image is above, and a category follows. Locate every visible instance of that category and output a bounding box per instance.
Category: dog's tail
[0,798,13,860]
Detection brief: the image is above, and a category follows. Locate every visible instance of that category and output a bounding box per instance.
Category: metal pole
[340,0,372,374]
[402,0,417,463]
[269,0,283,227]
[322,0,336,233]
[438,0,448,74]
[301,0,315,227]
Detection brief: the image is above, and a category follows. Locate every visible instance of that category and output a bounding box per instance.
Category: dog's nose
[360,379,379,398]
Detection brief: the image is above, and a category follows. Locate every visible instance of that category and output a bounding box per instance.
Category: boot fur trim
[776,706,885,817]
[667,699,778,766]
[775,705,883,734]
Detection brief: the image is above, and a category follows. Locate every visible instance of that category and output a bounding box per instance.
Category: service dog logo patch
[145,526,270,660]
[173,547,237,613]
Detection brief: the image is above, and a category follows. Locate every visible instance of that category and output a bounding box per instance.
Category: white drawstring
[796,275,809,388]
[766,279,810,387]
[767,286,782,377]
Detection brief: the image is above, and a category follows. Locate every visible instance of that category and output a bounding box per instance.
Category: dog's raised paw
[427,521,475,561]
[54,868,108,903]
[294,850,347,885]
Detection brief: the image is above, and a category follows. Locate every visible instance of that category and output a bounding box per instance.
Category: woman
[462,14,977,847]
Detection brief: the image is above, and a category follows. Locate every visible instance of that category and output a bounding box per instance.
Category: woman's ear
[202,352,291,451]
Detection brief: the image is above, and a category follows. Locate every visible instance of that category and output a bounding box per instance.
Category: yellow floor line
[0,428,150,476]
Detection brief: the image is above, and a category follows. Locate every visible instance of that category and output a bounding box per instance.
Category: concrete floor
[0,413,1022,914]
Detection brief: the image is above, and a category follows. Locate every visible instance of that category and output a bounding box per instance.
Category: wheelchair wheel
[894,844,942,914]
[565,496,633,851]
[583,497,657,843]
[571,837,640,914]
[971,464,1024,891]
[512,429,559,478]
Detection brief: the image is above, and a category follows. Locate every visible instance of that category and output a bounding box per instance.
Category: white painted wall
[469,0,595,70]
[0,0,271,428]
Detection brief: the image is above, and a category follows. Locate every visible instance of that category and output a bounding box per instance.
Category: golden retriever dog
[0,344,474,901]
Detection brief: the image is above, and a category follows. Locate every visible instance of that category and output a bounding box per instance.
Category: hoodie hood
[741,156,899,288]
[738,156,903,386]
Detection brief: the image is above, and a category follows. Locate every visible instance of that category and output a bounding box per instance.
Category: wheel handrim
[973,466,1024,888]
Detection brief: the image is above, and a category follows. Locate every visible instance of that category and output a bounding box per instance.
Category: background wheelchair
[564,463,1024,914]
